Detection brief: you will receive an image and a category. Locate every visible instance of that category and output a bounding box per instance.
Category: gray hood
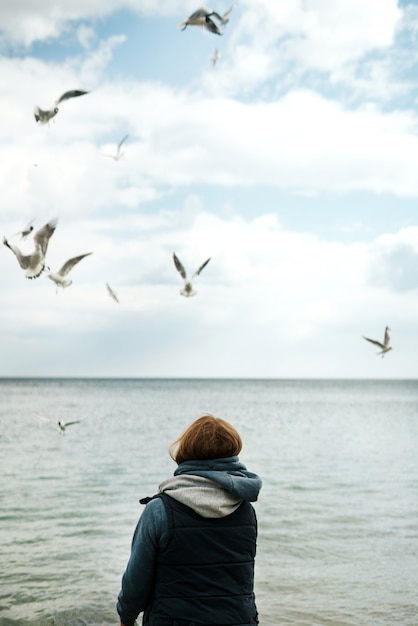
[158,456,262,519]
[159,475,243,518]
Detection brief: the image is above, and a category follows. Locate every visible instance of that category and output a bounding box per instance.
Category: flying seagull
[58,420,82,434]
[34,89,90,124]
[211,48,221,66]
[178,7,224,35]
[106,282,119,303]
[173,252,211,297]
[363,326,392,358]
[47,252,93,291]
[104,134,129,161]
[3,219,57,279]
[14,219,35,240]
[34,413,83,434]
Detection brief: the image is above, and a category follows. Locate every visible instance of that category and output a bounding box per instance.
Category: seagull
[363,326,392,358]
[178,7,224,34]
[173,253,211,297]
[34,89,90,124]
[211,48,221,66]
[106,282,119,303]
[33,106,59,125]
[14,219,35,240]
[33,413,84,434]
[58,420,82,434]
[47,252,93,291]
[3,219,57,279]
[104,134,129,161]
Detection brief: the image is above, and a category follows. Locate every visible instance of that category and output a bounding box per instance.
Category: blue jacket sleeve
[117,498,169,626]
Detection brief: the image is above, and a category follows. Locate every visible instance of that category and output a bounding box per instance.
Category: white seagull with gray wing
[104,134,129,161]
[34,89,90,124]
[173,253,211,297]
[212,48,221,66]
[58,420,82,434]
[178,6,224,35]
[47,252,93,291]
[363,326,392,357]
[14,219,35,240]
[3,219,57,279]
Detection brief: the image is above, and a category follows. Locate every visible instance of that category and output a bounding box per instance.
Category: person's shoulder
[141,495,168,523]
[140,495,171,546]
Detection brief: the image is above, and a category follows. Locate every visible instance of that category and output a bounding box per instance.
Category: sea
[0,378,417,626]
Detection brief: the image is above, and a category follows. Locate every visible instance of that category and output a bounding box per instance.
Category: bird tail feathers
[25,265,44,279]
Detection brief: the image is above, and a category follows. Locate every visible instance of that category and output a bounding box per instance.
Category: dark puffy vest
[143,493,258,626]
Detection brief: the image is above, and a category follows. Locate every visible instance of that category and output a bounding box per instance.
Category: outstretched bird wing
[2,238,31,269]
[383,327,391,347]
[117,134,129,152]
[363,336,385,349]
[56,90,90,104]
[221,3,237,23]
[33,220,57,255]
[106,282,119,303]
[173,253,187,279]
[192,257,211,279]
[56,252,93,277]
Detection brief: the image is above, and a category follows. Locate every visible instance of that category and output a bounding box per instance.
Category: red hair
[169,414,242,464]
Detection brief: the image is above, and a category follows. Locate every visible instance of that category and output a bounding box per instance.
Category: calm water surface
[0,378,417,625]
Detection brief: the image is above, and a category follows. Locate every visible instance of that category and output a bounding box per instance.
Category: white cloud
[0,1,106,47]
[282,0,401,70]
[202,0,403,97]
[2,206,417,377]
[1,1,418,378]
[0,0,408,106]
[115,85,418,195]
[368,227,418,292]
[76,24,97,49]
[0,0,214,48]
[3,49,418,231]
[398,4,418,38]
[78,34,127,85]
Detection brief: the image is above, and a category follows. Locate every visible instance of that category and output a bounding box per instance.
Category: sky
[1,0,418,379]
